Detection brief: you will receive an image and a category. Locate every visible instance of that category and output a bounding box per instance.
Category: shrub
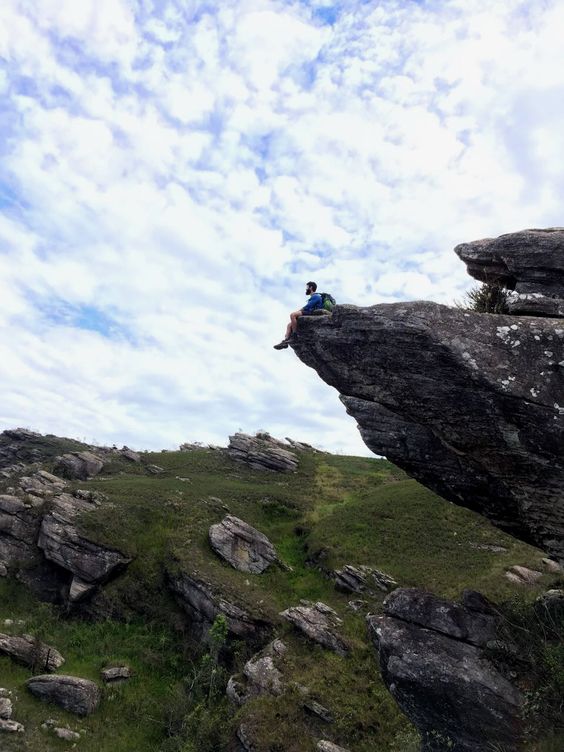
[457,283,509,314]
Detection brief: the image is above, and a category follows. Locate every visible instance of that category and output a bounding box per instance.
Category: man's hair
[306,281,317,291]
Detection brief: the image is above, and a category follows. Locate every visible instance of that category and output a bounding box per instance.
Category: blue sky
[1,0,564,454]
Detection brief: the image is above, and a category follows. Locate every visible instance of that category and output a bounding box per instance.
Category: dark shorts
[301,308,329,316]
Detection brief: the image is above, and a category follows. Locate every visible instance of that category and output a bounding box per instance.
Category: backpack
[320,292,336,312]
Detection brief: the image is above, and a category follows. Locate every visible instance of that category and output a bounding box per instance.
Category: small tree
[457,282,509,314]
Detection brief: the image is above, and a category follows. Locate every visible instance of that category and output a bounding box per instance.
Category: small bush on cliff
[457,282,509,314]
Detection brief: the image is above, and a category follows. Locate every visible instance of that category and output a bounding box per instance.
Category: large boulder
[289,297,564,560]
[227,433,299,473]
[26,675,100,715]
[369,588,523,752]
[167,568,271,642]
[455,227,564,317]
[280,601,348,656]
[38,493,130,599]
[227,639,287,705]
[209,515,279,574]
[0,633,64,672]
[333,565,397,595]
[53,451,104,480]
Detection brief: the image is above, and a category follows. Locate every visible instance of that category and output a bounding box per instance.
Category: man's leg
[275,311,302,349]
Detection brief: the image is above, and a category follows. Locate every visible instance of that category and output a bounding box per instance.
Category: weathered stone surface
[120,448,140,463]
[0,697,12,719]
[505,564,544,586]
[18,471,66,499]
[280,602,348,656]
[101,666,132,683]
[0,493,43,570]
[290,299,564,561]
[455,228,564,316]
[369,588,523,752]
[0,633,64,671]
[26,675,100,716]
[303,698,333,723]
[233,639,287,703]
[228,433,299,473]
[317,742,350,752]
[0,718,24,733]
[209,515,278,574]
[334,565,397,595]
[535,589,564,622]
[542,557,562,573]
[383,588,498,647]
[54,727,81,741]
[167,569,270,641]
[54,451,104,480]
[38,493,130,588]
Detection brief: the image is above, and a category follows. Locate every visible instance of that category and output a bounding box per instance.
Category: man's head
[306,281,317,295]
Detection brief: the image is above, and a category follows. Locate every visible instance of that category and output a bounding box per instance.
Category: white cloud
[0,0,563,454]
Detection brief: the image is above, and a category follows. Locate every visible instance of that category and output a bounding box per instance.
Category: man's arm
[302,293,322,312]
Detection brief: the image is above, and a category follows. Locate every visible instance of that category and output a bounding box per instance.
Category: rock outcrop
[209,515,279,574]
[280,601,348,656]
[0,494,43,570]
[26,675,101,715]
[167,568,271,641]
[369,588,523,752]
[333,565,397,595]
[38,493,131,600]
[227,639,287,705]
[53,451,104,480]
[0,633,64,671]
[227,433,299,473]
[290,231,564,560]
[455,228,564,317]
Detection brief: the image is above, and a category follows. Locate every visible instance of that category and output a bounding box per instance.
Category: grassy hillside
[0,445,560,751]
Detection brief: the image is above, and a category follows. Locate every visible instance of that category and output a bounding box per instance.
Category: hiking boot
[273,338,290,350]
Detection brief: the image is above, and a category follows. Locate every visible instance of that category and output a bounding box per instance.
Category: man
[273,281,323,350]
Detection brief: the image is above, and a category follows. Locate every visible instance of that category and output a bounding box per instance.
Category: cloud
[0,0,563,455]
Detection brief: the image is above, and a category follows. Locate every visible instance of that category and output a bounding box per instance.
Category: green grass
[0,445,557,751]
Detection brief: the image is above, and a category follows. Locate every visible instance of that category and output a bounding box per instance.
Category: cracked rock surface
[280,601,349,656]
[227,433,299,473]
[369,588,522,752]
[209,515,278,574]
[26,674,101,716]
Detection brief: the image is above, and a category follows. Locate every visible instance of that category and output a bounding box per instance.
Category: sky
[1,0,564,455]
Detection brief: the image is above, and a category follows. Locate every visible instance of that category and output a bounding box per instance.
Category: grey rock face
[209,515,278,574]
[280,601,348,656]
[290,300,564,560]
[0,494,44,571]
[26,675,100,716]
[38,493,130,593]
[229,639,287,705]
[18,471,66,499]
[369,588,522,752]
[54,451,104,480]
[334,565,397,595]
[505,565,543,586]
[0,697,12,719]
[227,433,299,473]
[0,633,64,671]
[455,228,564,316]
[167,569,270,641]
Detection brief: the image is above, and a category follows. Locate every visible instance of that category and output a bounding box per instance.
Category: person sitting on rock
[274,281,323,350]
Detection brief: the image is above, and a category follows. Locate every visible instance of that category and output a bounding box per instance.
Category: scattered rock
[146,464,164,475]
[280,602,348,656]
[54,727,81,741]
[18,471,66,499]
[468,542,508,553]
[227,433,298,473]
[209,516,279,574]
[0,563,7,577]
[54,452,104,481]
[101,666,132,683]
[0,633,65,671]
[541,557,562,574]
[334,565,397,595]
[369,588,523,752]
[26,675,100,716]
[317,742,350,752]
[303,698,333,723]
[505,565,544,586]
[0,718,24,733]
[120,448,140,463]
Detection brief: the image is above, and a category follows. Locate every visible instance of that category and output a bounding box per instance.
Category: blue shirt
[302,292,323,312]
